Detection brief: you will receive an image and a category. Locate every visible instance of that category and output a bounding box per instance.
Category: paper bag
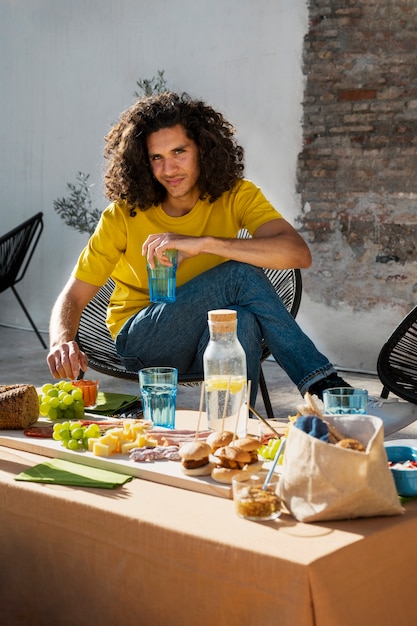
[279,414,403,522]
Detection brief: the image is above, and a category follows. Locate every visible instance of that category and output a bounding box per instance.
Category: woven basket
[0,384,39,429]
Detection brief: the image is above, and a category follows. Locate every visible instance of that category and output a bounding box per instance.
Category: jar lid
[208,309,237,322]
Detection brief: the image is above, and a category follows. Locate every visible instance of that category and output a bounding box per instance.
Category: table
[1,415,417,626]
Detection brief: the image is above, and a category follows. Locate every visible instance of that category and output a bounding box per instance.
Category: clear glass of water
[139,367,178,428]
[147,250,178,303]
[323,387,368,415]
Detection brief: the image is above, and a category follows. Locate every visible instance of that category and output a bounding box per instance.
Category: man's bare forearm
[47,278,100,379]
[49,293,83,348]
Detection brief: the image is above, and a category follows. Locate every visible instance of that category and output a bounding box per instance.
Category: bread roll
[335,438,366,452]
[0,384,39,429]
[211,466,252,484]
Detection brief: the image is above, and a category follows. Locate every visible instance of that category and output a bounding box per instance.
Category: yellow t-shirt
[73,179,282,338]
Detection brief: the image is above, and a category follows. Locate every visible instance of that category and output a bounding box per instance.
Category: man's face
[146,124,201,205]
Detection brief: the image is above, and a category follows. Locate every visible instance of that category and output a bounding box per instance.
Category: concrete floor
[2,324,417,440]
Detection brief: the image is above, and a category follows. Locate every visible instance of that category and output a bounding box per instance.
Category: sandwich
[229,436,262,469]
[178,441,213,476]
[206,430,235,454]
[211,445,253,484]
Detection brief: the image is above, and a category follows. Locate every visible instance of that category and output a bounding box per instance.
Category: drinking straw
[221,375,231,428]
[262,437,286,490]
[232,380,249,442]
[195,383,205,440]
[245,380,251,433]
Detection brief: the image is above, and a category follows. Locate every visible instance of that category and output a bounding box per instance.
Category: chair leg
[380,385,390,400]
[259,366,274,418]
[11,286,47,349]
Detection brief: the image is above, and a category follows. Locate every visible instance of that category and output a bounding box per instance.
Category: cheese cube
[87,437,100,452]
[121,441,141,454]
[92,441,111,457]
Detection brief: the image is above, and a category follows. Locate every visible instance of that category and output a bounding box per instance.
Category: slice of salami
[129,445,181,463]
[23,425,54,438]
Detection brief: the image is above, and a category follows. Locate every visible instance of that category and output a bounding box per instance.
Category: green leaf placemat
[88,392,142,416]
[15,458,133,489]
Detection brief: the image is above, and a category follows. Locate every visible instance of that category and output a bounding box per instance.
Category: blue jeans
[115,261,335,405]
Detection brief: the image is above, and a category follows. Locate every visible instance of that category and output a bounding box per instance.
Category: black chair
[76,268,302,417]
[377,305,417,404]
[0,212,46,348]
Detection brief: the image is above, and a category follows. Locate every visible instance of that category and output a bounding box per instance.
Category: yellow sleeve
[72,203,127,286]
[232,180,283,235]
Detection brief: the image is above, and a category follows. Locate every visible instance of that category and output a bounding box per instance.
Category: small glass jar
[232,473,281,521]
[71,379,99,408]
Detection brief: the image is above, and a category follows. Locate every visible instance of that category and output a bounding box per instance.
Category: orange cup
[72,380,99,407]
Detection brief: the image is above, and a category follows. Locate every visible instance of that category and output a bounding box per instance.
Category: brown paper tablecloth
[1,421,417,625]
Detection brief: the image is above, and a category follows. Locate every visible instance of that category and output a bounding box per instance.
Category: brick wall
[297,0,417,312]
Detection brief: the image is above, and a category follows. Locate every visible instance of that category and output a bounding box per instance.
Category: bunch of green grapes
[38,381,84,421]
[259,437,284,463]
[53,421,101,451]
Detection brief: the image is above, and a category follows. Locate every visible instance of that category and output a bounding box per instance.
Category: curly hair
[103,92,245,212]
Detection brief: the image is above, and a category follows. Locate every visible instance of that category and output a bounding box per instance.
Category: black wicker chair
[76,267,302,417]
[0,212,46,348]
[377,306,417,404]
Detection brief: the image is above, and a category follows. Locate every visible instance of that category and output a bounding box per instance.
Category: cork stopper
[208,309,237,333]
[208,309,237,323]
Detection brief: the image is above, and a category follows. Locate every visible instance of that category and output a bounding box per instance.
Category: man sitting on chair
[47,91,360,409]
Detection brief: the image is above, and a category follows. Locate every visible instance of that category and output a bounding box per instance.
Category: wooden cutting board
[0,426,234,498]
[0,411,229,498]
[0,410,284,498]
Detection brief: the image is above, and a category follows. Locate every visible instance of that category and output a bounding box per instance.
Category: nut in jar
[232,473,281,521]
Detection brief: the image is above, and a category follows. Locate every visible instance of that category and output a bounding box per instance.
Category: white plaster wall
[0,0,307,319]
[0,0,399,372]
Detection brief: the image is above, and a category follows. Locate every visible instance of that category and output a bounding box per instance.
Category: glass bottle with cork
[203,309,248,436]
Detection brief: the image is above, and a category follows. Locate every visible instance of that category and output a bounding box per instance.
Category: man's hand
[47,340,88,381]
[142,232,203,268]
[47,277,99,380]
